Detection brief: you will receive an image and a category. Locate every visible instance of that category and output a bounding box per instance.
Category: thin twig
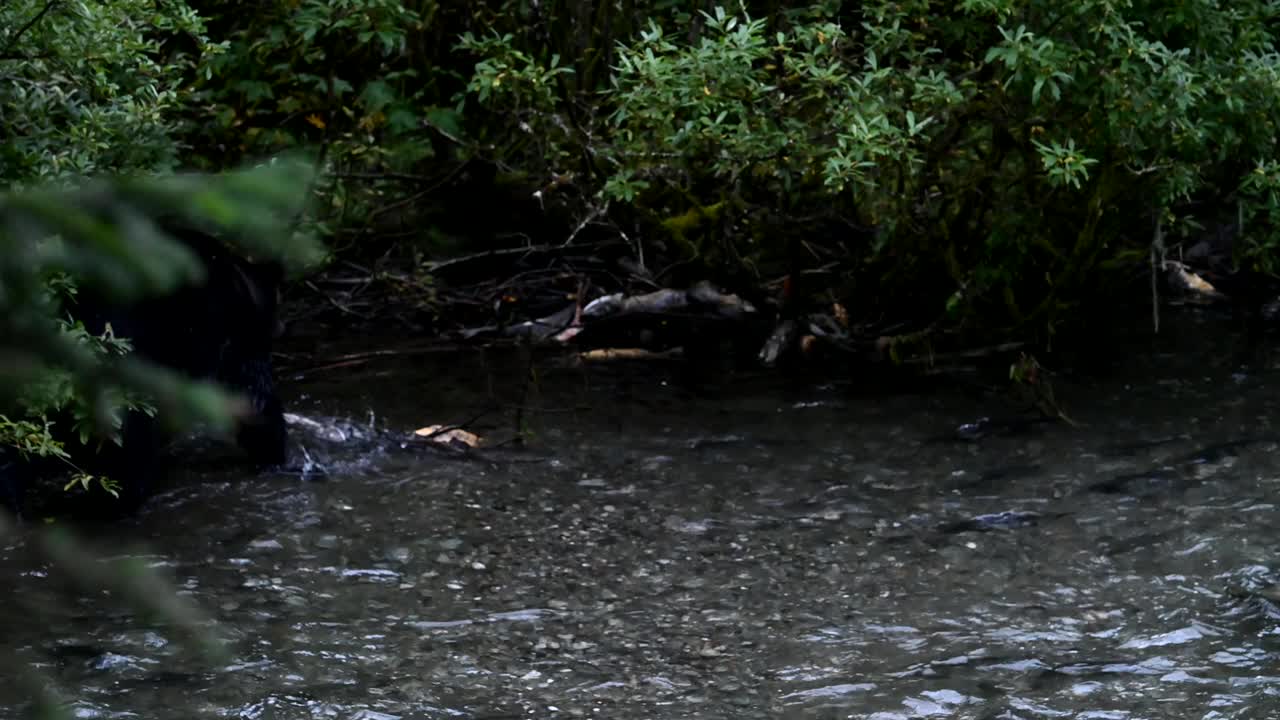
[331,171,435,182]
[2,1,59,60]
[512,344,537,447]
[422,243,589,273]
[562,204,606,246]
[304,279,371,318]
[413,407,496,441]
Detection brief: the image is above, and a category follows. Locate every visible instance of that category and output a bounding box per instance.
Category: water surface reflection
[4,320,1280,719]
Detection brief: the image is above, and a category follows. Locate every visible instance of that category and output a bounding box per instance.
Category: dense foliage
[0,1,321,494]
[3,1,1277,711]
[0,0,215,184]
[0,161,322,493]
[456,0,1280,347]
[137,0,1280,352]
[5,0,1280,367]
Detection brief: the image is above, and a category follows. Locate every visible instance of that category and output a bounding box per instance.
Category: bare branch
[1,1,61,61]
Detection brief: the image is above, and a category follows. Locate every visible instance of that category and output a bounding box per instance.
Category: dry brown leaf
[414,425,482,448]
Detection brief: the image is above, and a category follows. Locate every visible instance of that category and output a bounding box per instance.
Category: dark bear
[0,219,289,520]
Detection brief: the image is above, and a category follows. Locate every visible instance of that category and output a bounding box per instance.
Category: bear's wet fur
[0,219,290,520]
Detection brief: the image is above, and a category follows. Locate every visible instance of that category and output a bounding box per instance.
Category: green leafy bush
[0,0,212,486]
[0,0,215,184]
[20,0,1270,355]
[456,0,1280,345]
[177,0,463,246]
[0,279,155,497]
[0,160,324,496]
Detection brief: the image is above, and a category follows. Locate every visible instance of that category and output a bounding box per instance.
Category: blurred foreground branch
[0,156,326,718]
[0,156,327,434]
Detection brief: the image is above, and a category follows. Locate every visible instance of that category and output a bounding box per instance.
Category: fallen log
[456,281,760,350]
[578,281,757,323]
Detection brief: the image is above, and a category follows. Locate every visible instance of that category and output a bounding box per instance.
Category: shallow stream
[4,312,1280,719]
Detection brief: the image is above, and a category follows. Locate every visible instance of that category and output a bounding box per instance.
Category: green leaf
[424,106,463,137]
[360,80,397,113]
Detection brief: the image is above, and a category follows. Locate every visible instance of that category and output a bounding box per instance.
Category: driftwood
[454,276,1032,373]
[576,347,683,363]
[1164,261,1223,302]
[556,281,756,343]
[582,281,755,320]
[458,281,759,347]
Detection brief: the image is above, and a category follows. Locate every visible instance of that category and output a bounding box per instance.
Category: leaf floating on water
[579,347,680,362]
[1167,265,1222,300]
[414,425,482,449]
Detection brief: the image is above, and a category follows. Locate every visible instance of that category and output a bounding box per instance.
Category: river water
[4,311,1280,719]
